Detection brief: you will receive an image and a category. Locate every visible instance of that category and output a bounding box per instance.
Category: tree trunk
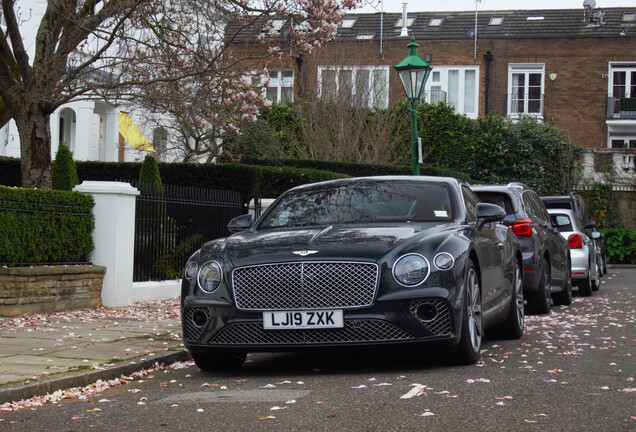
[16,108,52,189]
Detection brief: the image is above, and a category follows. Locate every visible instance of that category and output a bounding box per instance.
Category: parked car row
[180,176,604,372]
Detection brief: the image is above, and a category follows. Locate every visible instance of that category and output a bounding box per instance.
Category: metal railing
[133,183,247,282]
[422,89,447,104]
[606,96,636,119]
[505,93,545,118]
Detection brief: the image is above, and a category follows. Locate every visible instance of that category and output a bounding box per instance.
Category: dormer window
[427,17,445,27]
[266,19,285,32]
[621,12,636,23]
[489,16,505,26]
[356,33,375,40]
[395,17,416,28]
[341,17,357,28]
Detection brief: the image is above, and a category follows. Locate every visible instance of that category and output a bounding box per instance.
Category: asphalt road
[2,269,634,431]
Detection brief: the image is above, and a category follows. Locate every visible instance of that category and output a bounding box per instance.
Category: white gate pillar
[74,181,139,306]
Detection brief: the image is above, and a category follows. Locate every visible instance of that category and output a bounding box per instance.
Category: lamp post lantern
[394,36,432,176]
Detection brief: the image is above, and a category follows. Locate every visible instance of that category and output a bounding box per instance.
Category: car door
[463,186,504,315]
[529,192,568,288]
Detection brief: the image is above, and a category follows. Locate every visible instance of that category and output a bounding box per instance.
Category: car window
[575,195,586,218]
[473,191,513,215]
[550,213,573,232]
[529,192,551,223]
[259,181,454,228]
[543,200,574,211]
[522,192,539,219]
[462,186,479,223]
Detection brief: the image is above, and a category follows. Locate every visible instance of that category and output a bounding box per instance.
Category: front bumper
[182,296,460,352]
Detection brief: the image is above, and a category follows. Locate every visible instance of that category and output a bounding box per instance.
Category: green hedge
[0,186,95,266]
[256,165,349,198]
[240,157,472,182]
[0,158,350,201]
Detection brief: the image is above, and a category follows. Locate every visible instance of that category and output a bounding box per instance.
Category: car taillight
[509,218,534,237]
[568,233,583,249]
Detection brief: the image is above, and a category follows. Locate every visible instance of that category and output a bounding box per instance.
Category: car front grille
[207,320,414,345]
[232,261,378,311]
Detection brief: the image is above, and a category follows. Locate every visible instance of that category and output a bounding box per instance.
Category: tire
[454,259,482,365]
[529,257,551,315]
[192,351,246,372]
[592,261,601,291]
[553,259,573,306]
[602,253,608,275]
[578,264,593,297]
[495,260,524,339]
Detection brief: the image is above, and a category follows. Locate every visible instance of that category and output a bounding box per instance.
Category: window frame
[424,66,480,119]
[264,69,294,104]
[507,63,545,120]
[317,65,390,109]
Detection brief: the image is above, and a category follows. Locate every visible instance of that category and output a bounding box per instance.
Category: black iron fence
[133,183,247,282]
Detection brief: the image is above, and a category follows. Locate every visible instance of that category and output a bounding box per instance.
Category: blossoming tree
[0,0,360,188]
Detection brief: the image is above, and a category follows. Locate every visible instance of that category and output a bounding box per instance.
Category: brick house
[228,6,636,226]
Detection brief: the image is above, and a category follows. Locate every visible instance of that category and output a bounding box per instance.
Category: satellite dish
[583,0,596,9]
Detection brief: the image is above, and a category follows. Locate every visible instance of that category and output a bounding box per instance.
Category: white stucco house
[0,1,159,163]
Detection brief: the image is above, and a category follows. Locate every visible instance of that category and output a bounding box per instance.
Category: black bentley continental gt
[181,176,524,370]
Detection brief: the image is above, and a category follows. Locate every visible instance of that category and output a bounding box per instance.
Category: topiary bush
[51,144,79,191]
[138,154,162,188]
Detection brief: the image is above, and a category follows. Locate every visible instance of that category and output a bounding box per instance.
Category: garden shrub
[601,227,636,264]
[51,144,80,191]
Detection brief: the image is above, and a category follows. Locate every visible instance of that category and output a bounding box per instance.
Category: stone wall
[0,265,106,316]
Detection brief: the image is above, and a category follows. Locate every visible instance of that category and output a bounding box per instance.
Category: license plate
[262,310,344,330]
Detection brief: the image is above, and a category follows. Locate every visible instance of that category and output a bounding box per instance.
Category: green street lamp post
[394,36,432,176]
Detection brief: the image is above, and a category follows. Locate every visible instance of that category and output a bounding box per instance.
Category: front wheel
[592,261,601,292]
[492,260,524,339]
[578,263,593,297]
[529,257,551,315]
[553,258,573,307]
[454,260,482,365]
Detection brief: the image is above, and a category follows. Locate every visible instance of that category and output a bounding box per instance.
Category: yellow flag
[119,112,155,152]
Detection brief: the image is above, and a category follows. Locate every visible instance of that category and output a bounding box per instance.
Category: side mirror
[584,220,597,230]
[591,231,602,240]
[475,203,506,229]
[228,214,254,233]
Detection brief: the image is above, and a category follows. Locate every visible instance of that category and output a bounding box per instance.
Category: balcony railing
[505,93,544,118]
[422,89,447,104]
[606,97,636,119]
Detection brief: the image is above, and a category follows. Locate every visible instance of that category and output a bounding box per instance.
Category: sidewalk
[0,298,190,405]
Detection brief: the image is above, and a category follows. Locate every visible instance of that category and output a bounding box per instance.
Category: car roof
[289,175,464,192]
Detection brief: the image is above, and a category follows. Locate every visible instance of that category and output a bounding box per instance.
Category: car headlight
[434,252,455,270]
[198,261,223,293]
[184,260,198,279]
[393,254,430,286]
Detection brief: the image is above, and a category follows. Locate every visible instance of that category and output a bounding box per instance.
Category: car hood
[222,223,454,266]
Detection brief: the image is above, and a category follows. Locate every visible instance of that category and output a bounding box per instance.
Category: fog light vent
[409,299,452,336]
[183,307,211,342]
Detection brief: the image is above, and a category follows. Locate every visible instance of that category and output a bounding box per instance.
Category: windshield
[258,180,454,229]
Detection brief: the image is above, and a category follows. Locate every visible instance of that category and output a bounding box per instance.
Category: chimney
[400,3,409,37]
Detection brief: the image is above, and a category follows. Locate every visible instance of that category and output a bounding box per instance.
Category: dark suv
[472,183,571,314]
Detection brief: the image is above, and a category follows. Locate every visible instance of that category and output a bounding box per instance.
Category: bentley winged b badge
[292,250,319,256]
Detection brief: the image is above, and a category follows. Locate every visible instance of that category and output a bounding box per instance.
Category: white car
[547,208,600,296]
